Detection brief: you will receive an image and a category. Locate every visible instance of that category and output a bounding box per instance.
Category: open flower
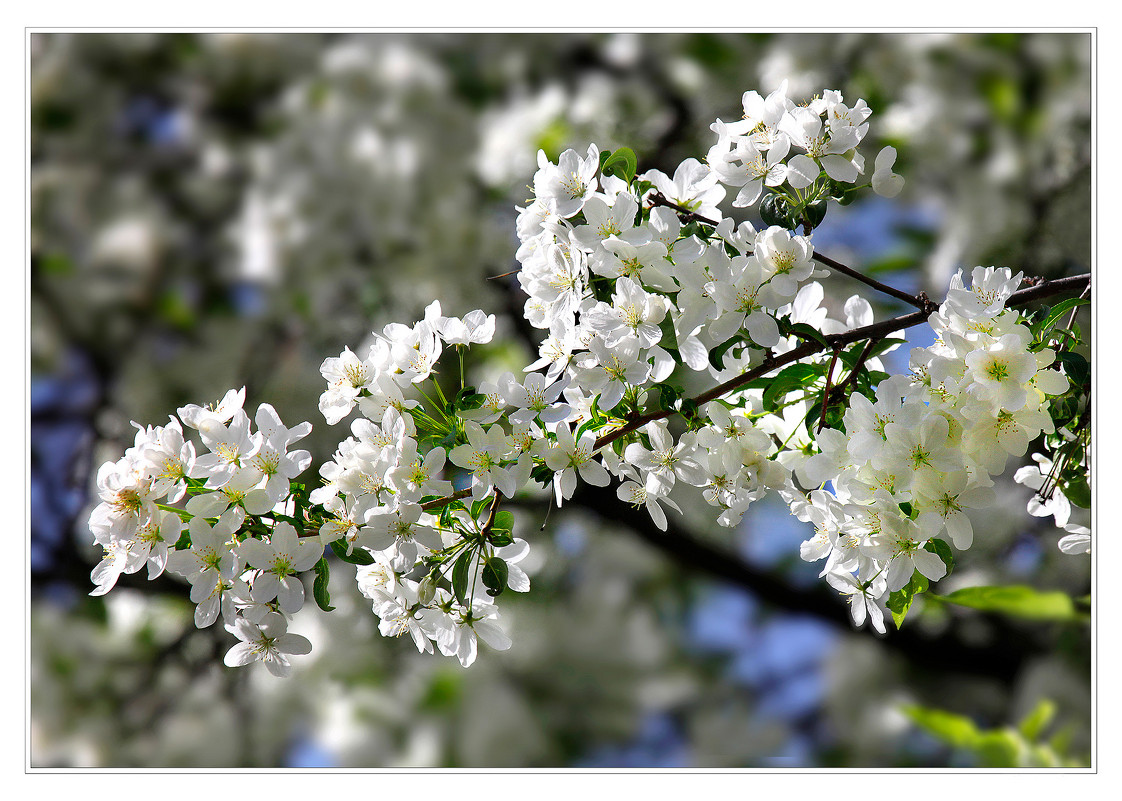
[223,612,312,678]
[238,522,322,614]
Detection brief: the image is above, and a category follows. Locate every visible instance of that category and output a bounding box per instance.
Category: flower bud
[417,574,437,606]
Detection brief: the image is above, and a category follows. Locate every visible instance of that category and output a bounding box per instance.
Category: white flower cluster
[86,83,1088,676]
[707,82,903,208]
[88,388,318,676]
[313,302,528,667]
[786,267,1073,632]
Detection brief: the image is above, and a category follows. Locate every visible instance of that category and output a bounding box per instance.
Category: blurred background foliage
[30,31,1092,768]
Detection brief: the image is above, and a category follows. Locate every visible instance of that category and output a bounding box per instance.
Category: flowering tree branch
[648,190,929,310]
[591,272,1090,452]
[81,78,1091,679]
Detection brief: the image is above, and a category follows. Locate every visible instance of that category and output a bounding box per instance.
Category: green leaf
[1056,352,1089,388]
[481,556,509,597]
[1040,297,1089,334]
[172,529,192,551]
[657,316,680,353]
[863,254,918,275]
[312,557,335,612]
[492,510,515,535]
[530,462,554,489]
[974,730,1027,768]
[488,530,514,547]
[679,397,699,423]
[800,198,828,229]
[602,147,637,185]
[867,337,907,358]
[760,192,794,229]
[887,570,929,628]
[903,703,1039,767]
[330,539,375,565]
[1064,477,1091,509]
[928,585,1087,622]
[924,538,955,574]
[454,386,486,412]
[647,382,681,414]
[708,334,744,371]
[762,363,821,410]
[38,252,74,276]
[451,548,474,607]
[470,496,492,519]
[781,320,830,348]
[903,704,981,749]
[1018,699,1056,742]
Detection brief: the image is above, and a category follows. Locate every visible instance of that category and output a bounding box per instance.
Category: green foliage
[646,382,682,415]
[761,363,822,410]
[488,530,514,547]
[925,538,955,573]
[903,699,1085,767]
[1039,297,1089,335]
[759,192,795,229]
[1056,352,1089,388]
[778,317,830,347]
[481,556,508,597]
[312,557,335,612]
[172,528,192,551]
[800,198,828,230]
[708,333,746,371]
[454,386,486,414]
[1065,477,1090,509]
[600,147,637,185]
[928,585,1088,623]
[656,316,680,354]
[492,509,514,534]
[887,570,929,629]
[451,547,474,607]
[529,462,555,490]
[330,538,375,565]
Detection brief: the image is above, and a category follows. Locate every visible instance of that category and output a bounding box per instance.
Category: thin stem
[647,191,720,227]
[420,488,473,512]
[817,347,841,433]
[830,335,884,400]
[480,490,502,538]
[811,250,928,310]
[1055,283,1091,352]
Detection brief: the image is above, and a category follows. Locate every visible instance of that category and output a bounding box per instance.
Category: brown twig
[420,488,472,511]
[811,250,928,311]
[829,335,885,402]
[817,346,842,433]
[479,490,503,538]
[647,190,720,227]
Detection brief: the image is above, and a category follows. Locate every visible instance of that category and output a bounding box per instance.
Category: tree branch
[571,482,1051,684]
[811,249,929,310]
